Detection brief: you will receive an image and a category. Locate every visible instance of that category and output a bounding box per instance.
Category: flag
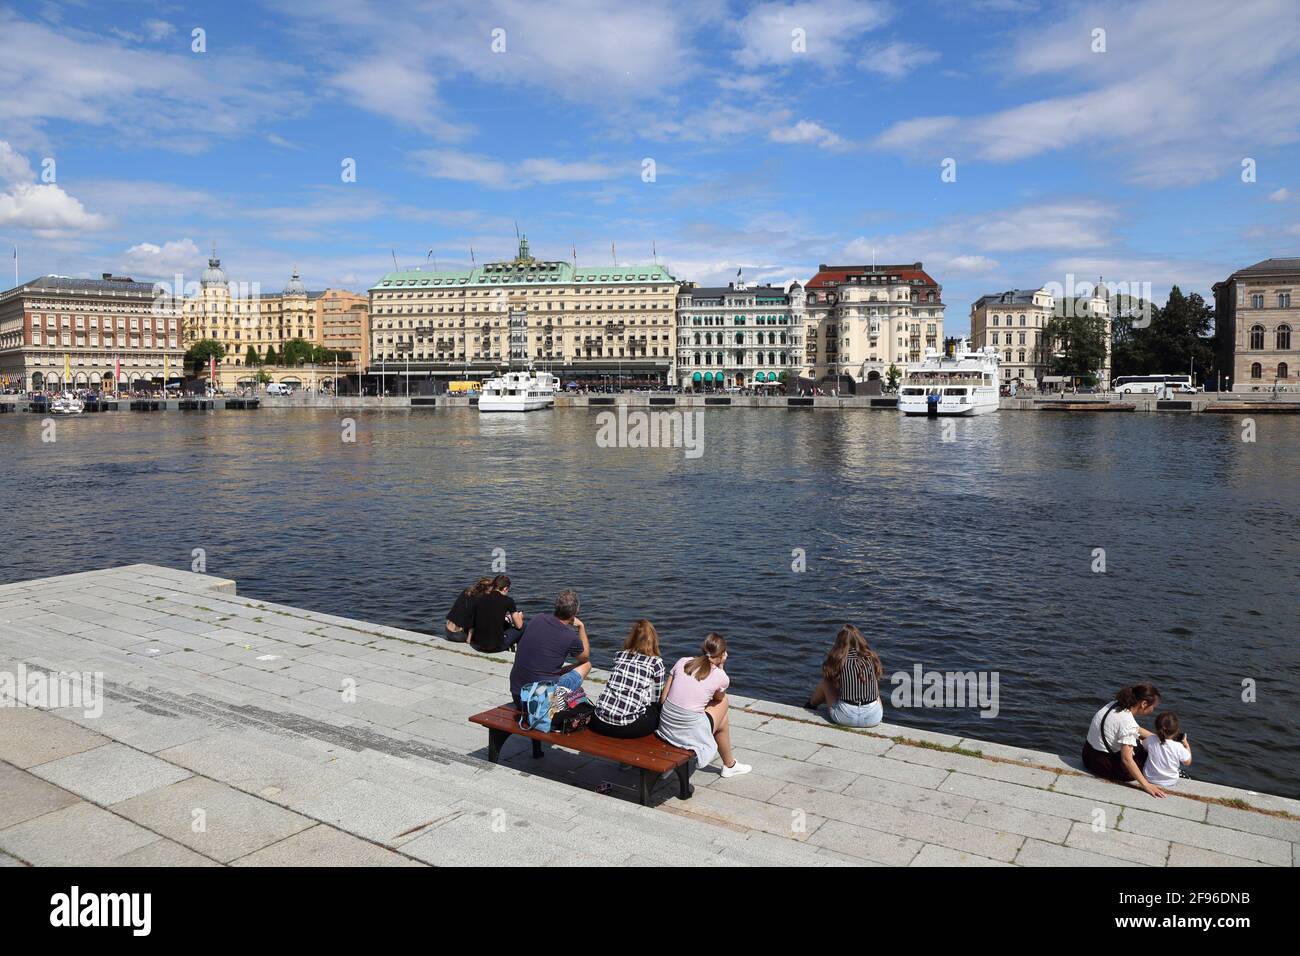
[736,267,742,277]
[470,247,476,265]
[209,354,216,384]
[64,353,71,385]
[115,356,120,391]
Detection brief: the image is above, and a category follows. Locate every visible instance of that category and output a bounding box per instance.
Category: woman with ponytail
[656,633,751,778]
[1083,683,1165,797]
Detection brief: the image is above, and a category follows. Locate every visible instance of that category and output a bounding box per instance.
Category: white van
[265,383,293,396]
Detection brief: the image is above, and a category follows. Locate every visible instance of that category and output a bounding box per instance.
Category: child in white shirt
[1143,712,1192,787]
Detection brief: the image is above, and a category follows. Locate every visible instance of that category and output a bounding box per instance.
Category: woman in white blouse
[1082,683,1166,798]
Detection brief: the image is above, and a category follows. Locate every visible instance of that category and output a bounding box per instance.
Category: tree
[264,345,278,365]
[245,345,260,367]
[281,337,315,366]
[256,367,272,385]
[184,339,225,373]
[1110,286,1215,383]
[885,363,900,391]
[1043,305,1108,380]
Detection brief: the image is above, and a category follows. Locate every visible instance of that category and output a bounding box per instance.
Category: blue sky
[2,0,1298,334]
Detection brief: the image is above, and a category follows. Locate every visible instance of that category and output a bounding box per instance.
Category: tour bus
[1111,374,1196,395]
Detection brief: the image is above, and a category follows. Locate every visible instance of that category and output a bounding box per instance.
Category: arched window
[1250,325,1265,349]
[1279,362,1290,379]
[1251,362,1262,379]
[1277,325,1291,350]
[693,333,700,346]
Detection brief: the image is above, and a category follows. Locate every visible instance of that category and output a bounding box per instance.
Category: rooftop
[1232,257,1300,277]
[2,564,1294,867]
[808,263,939,290]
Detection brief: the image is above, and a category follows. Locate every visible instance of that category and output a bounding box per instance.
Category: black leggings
[1082,741,1148,781]
[591,703,661,739]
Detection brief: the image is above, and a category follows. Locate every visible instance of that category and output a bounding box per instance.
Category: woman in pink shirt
[656,633,751,778]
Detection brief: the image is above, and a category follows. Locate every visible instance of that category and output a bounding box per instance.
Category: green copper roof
[369,237,676,291]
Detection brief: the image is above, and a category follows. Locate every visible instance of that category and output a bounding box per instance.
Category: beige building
[183,253,367,389]
[0,273,183,392]
[803,263,944,387]
[317,289,370,372]
[368,236,677,389]
[1213,257,1299,391]
[970,288,1055,387]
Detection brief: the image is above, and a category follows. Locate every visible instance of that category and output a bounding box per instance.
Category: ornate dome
[201,251,228,289]
[283,268,306,296]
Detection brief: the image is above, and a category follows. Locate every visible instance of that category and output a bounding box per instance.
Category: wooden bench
[469,704,695,806]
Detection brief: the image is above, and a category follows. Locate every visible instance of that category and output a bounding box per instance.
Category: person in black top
[467,575,524,653]
[445,576,492,642]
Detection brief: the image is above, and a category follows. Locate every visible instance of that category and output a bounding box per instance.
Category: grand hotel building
[367,237,677,387]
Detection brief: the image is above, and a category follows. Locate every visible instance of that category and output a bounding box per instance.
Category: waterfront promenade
[6,392,1300,413]
[1,565,1296,867]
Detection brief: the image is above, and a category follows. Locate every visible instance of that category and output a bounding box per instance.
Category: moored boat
[898,340,1000,416]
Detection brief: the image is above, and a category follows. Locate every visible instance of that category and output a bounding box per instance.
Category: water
[1,407,1297,797]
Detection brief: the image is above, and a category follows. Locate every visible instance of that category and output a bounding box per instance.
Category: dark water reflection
[2,407,1297,797]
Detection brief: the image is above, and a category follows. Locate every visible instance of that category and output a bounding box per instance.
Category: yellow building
[368,236,677,390]
[183,252,367,390]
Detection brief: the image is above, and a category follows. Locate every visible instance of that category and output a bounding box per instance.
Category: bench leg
[532,739,544,760]
[487,727,511,763]
[675,762,694,800]
[638,769,655,806]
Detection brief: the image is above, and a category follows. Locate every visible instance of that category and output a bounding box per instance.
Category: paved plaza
[1,565,1296,867]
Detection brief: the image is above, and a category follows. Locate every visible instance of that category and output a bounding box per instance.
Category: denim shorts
[556,669,584,692]
[829,697,882,728]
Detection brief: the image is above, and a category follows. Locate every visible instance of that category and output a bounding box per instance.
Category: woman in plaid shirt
[591,620,666,738]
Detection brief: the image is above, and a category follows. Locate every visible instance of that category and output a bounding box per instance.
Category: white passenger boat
[898,340,1000,416]
[478,369,557,413]
[50,392,85,415]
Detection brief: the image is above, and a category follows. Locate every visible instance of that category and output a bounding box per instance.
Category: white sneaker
[720,761,752,778]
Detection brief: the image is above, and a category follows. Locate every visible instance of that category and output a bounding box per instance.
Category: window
[1278,325,1291,350]
[1251,293,1264,308]
[1251,362,1262,379]
[1279,362,1290,379]
[1250,325,1265,349]
[1280,293,1291,308]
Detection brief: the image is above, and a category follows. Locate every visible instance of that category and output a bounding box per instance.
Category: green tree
[184,338,226,373]
[885,363,900,391]
[281,337,315,366]
[256,367,272,385]
[1044,302,1109,380]
[1110,286,1215,383]
[264,345,278,365]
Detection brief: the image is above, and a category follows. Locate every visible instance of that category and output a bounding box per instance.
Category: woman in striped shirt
[805,625,884,728]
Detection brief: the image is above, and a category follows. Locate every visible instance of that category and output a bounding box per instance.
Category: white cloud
[0,140,106,233]
[0,183,108,233]
[410,150,628,189]
[1269,187,1290,202]
[873,0,1300,186]
[0,141,35,183]
[731,0,891,69]
[0,12,310,149]
[769,120,847,150]
[861,41,940,80]
[120,239,204,278]
[328,58,470,141]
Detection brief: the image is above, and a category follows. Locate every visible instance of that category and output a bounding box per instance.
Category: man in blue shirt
[510,589,591,708]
